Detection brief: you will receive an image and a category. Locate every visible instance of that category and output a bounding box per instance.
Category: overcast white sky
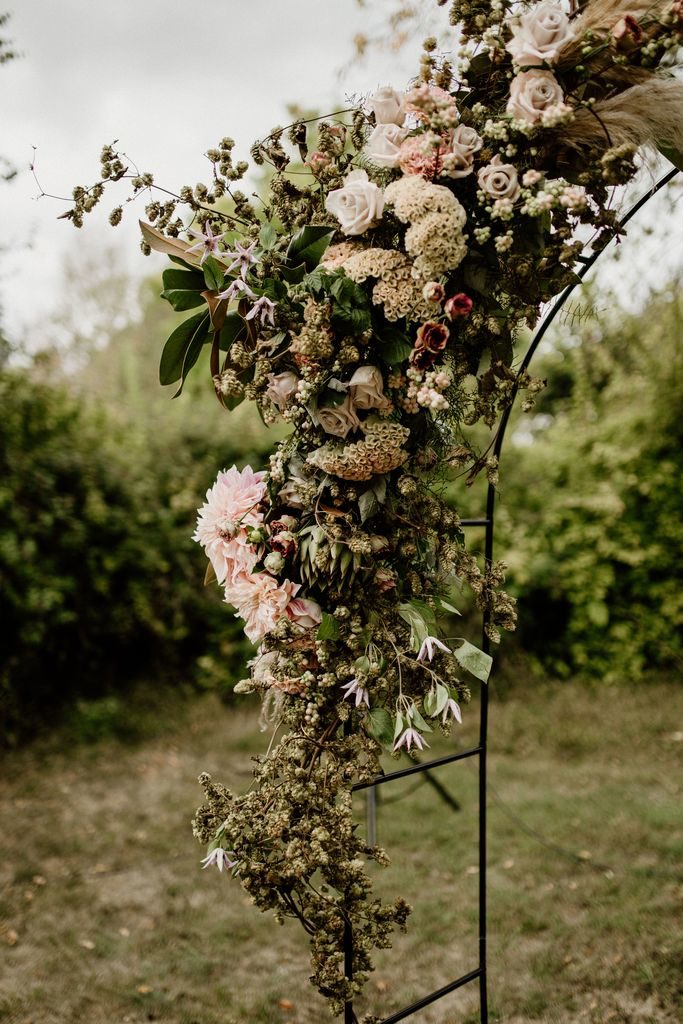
[1,0,681,345]
[0,0,426,340]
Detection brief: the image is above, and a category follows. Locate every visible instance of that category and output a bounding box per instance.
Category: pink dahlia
[194,465,267,585]
[225,573,300,644]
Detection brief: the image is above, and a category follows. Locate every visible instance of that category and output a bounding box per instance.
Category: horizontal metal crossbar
[378,967,483,1024]
[459,517,490,526]
[352,746,482,793]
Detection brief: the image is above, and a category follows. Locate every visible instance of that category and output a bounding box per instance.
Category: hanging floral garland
[64,0,683,1016]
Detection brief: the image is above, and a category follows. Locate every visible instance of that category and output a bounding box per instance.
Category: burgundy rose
[414,321,450,355]
[445,293,473,319]
[270,530,297,558]
[612,15,643,51]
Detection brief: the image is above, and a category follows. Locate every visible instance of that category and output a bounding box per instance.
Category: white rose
[265,371,298,412]
[477,155,521,202]
[507,70,565,124]
[325,170,385,237]
[506,1,575,66]
[364,124,409,168]
[348,365,392,411]
[442,124,483,179]
[369,86,406,125]
[316,393,362,438]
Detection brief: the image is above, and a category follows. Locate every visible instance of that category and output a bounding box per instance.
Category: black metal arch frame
[343,167,679,1024]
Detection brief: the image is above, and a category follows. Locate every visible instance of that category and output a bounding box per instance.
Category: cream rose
[442,124,483,179]
[507,70,565,124]
[364,123,409,169]
[317,393,362,438]
[265,371,298,412]
[325,170,385,237]
[477,155,521,202]
[348,365,392,411]
[506,1,575,66]
[369,86,406,125]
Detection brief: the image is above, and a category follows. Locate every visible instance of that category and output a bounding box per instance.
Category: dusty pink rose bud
[375,568,397,592]
[423,281,445,304]
[307,150,331,173]
[266,371,299,412]
[612,14,643,51]
[270,530,297,558]
[445,293,473,319]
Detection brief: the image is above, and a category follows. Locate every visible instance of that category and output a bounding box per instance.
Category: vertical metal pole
[343,719,355,1024]
[478,482,495,1024]
[366,786,377,848]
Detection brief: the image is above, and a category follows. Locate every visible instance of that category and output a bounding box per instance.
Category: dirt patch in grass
[1,680,681,1023]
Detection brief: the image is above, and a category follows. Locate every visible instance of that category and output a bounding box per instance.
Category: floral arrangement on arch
[66,0,683,1016]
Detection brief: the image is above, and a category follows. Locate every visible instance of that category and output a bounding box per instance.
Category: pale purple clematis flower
[341,678,370,708]
[201,847,237,873]
[393,727,429,753]
[442,697,462,726]
[186,222,226,264]
[417,635,452,663]
[245,296,276,326]
[217,278,256,303]
[226,240,259,280]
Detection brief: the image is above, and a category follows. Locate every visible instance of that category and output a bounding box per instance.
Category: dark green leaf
[281,263,307,285]
[162,267,205,291]
[658,144,683,173]
[358,488,379,524]
[366,708,394,747]
[219,311,248,351]
[160,288,206,312]
[454,640,492,684]
[168,254,200,271]
[172,323,209,398]
[378,326,413,365]
[202,256,225,292]
[286,225,335,271]
[317,612,340,640]
[159,312,209,386]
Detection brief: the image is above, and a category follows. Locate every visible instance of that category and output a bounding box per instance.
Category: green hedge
[0,368,268,744]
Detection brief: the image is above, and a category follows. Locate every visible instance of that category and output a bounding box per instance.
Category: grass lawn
[1,678,681,1024]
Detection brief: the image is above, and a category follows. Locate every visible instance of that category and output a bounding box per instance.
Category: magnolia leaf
[454,640,492,684]
[172,322,209,398]
[159,311,209,386]
[219,311,248,350]
[286,225,335,271]
[358,488,379,524]
[366,708,394,747]
[140,221,200,264]
[658,144,683,173]
[201,290,230,331]
[204,561,217,587]
[317,612,340,641]
[160,288,205,312]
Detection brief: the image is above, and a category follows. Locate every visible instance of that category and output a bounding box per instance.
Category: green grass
[1,679,681,1023]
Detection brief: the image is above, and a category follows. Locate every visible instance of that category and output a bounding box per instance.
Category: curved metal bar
[343,165,679,1024]
[477,164,679,1024]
